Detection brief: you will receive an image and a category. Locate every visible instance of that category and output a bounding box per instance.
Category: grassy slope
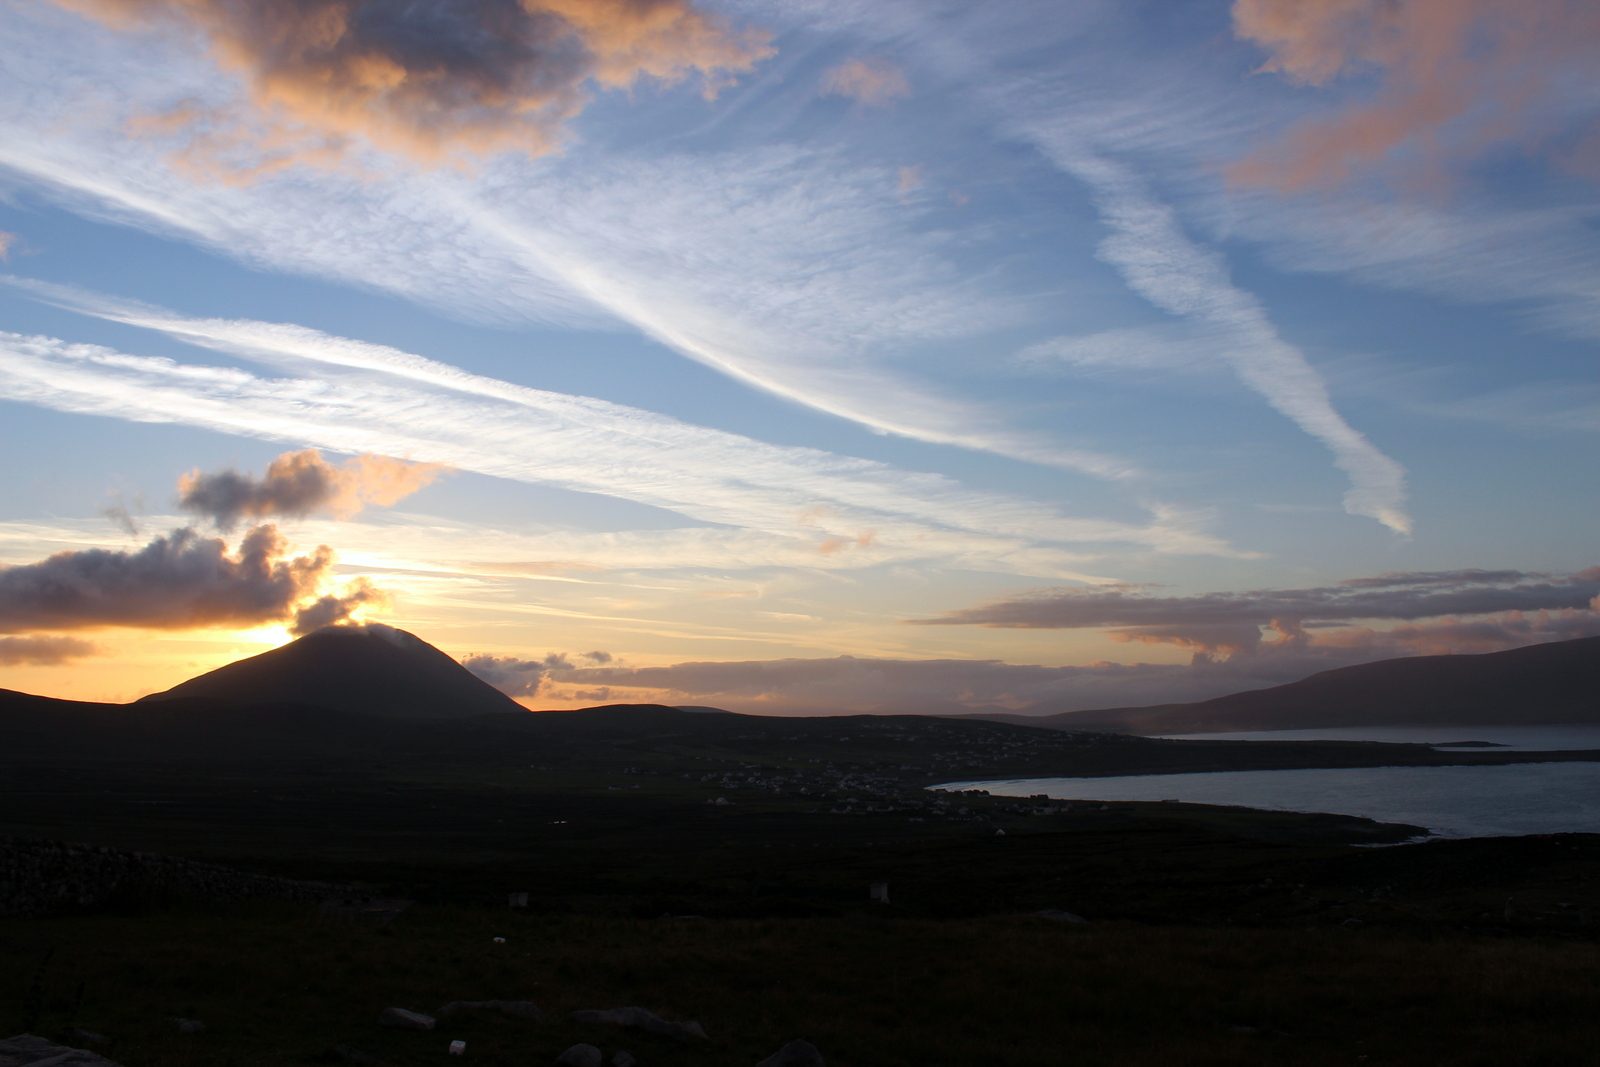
[4,903,1599,1067]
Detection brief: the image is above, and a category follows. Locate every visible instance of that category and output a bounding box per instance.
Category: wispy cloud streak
[0,321,1241,573]
[1046,155,1411,533]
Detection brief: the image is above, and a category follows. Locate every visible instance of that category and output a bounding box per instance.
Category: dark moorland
[4,634,1600,1066]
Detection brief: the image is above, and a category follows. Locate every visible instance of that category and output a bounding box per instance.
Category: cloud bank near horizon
[912,567,1600,652]
[493,564,1600,713]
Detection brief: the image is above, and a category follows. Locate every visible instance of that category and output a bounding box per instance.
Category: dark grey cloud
[0,524,371,634]
[460,652,574,698]
[288,580,386,636]
[910,568,1600,631]
[56,0,771,168]
[461,649,615,696]
[178,449,444,531]
[0,635,100,666]
[98,491,145,537]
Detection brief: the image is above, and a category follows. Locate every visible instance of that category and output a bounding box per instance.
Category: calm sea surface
[942,726,1600,838]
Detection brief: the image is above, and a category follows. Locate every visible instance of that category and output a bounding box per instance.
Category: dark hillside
[138,623,524,719]
[979,635,1600,733]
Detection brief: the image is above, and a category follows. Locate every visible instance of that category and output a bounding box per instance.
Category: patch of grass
[3,902,1598,1067]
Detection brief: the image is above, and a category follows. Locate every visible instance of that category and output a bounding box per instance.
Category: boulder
[69,1032,109,1048]
[173,1019,205,1035]
[555,1044,602,1067]
[437,1000,544,1021]
[378,1007,436,1031]
[756,1039,825,1067]
[570,1008,706,1040]
[0,1034,125,1067]
[611,1053,637,1067]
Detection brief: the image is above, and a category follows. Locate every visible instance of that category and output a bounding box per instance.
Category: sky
[0,0,1596,716]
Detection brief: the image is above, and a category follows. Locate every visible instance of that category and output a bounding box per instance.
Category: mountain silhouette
[973,635,1600,733]
[139,624,525,719]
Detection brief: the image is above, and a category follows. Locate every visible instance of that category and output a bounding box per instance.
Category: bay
[942,760,1600,838]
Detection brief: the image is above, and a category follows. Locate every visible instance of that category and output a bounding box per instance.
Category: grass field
[5,901,1600,1067]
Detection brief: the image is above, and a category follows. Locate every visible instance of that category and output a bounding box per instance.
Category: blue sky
[0,0,1596,714]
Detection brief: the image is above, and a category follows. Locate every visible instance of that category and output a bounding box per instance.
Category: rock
[570,1008,707,1040]
[330,1044,392,1066]
[378,1007,436,1031]
[555,1044,602,1067]
[611,1053,636,1067]
[437,1000,544,1021]
[1034,909,1091,924]
[755,1039,825,1067]
[0,1034,126,1066]
[70,1031,110,1048]
[173,1019,206,1035]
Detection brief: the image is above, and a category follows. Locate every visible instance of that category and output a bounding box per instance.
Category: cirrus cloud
[820,58,909,107]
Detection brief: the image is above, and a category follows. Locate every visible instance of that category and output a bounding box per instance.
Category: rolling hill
[970,635,1600,734]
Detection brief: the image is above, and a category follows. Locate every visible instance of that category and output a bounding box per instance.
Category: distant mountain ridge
[965,636,1600,734]
[139,623,525,719]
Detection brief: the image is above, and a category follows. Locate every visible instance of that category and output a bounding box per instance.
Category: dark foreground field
[5,902,1600,1067]
[5,701,1600,1065]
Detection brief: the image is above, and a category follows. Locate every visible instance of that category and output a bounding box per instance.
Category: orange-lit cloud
[0,523,380,634]
[0,232,14,260]
[821,58,910,106]
[0,634,100,666]
[817,530,876,555]
[52,0,773,169]
[1230,0,1600,190]
[178,449,447,531]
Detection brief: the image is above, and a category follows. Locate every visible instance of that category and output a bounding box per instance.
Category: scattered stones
[1034,909,1091,924]
[611,1053,636,1067]
[571,1008,706,1040]
[173,1019,205,1035]
[379,1007,436,1031]
[555,1044,602,1067]
[755,1039,825,1067]
[330,1044,391,1066]
[0,1033,125,1067]
[437,1000,544,1021]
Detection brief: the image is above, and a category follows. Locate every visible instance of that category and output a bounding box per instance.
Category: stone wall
[0,836,349,918]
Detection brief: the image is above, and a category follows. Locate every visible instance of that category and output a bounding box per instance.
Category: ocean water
[942,760,1600,838]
